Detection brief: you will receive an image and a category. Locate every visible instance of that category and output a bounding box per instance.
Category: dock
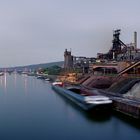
[97,89,140,119]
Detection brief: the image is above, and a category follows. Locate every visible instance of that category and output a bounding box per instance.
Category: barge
[52,85,112,111]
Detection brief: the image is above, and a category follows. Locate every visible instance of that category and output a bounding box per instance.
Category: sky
[0,0,140,67]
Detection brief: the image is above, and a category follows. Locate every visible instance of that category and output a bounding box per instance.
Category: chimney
[134,31,137,49]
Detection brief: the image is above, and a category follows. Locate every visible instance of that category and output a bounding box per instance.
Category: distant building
[117,43,140,61]
[64,49,73,70]
[64,49,96,73]
[97,30,140,62]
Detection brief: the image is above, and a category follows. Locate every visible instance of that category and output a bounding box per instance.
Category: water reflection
[14,73,17,88]
[113,111,140,130]
[0,73,29,95]
[53,90,111,123]
[0,73,7,93]
[0,75,3,86]
[4,73,7,93]
[23,75,28,94]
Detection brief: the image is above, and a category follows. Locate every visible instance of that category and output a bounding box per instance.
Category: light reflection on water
[14,73,17,88]
[4,73,7,92]
[0,74,140,140]
[0,73,7,94]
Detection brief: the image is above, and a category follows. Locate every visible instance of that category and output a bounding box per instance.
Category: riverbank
[51,72,140,119]
[16,70,140,119]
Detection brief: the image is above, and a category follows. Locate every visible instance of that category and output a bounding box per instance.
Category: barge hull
[52,85,112,111]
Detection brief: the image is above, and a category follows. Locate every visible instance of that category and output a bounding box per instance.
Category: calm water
[0,74,140,140]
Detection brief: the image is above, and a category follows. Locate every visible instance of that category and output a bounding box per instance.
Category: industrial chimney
[134,31,137,49]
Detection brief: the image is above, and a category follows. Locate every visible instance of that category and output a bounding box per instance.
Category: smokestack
[134,31,137,49]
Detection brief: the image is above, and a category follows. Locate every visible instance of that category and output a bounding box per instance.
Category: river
[0,73,140,140]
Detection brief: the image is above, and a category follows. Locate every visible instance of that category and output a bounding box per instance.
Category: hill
[1,61,64,71]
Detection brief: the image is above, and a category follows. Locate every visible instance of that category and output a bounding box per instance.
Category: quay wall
[98,89,140,119]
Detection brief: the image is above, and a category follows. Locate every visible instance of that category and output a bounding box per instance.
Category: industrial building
[64,29,140,75]
[97,30,140,61]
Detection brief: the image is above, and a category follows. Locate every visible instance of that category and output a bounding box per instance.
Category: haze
[0,0,139,67]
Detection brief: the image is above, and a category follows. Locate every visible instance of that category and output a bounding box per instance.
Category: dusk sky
[0,0,140,67]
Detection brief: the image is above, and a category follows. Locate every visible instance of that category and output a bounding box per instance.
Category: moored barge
[52,85,112,111]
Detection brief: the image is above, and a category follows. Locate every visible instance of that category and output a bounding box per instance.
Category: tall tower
[112,29,122,59]
[64,49,73,70]
[134,31,137,50]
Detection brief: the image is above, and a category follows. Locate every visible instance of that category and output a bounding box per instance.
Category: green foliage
[43,65,62,75]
